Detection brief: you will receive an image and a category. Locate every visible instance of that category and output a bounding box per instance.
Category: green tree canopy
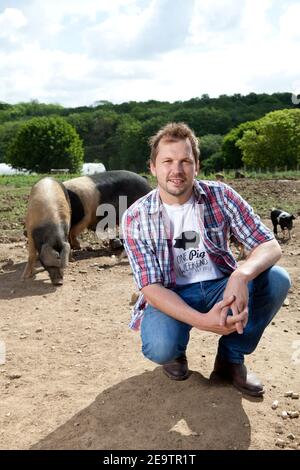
[172,107,231,135]
[201,152,225,174]
[236,109,300,170]
[0,121,22,162]
[222,121,257,169]
[6,116,84,173]
[108,115,144,171]
[67,109,119,167]
[199,134,223,160]
[1,93,298,171]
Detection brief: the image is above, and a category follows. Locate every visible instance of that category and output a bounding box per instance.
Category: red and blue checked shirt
[122,179,274,331]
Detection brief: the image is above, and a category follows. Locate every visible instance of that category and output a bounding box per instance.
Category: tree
[139,116,171,167]
[199,134,223,160]
[1,93,299,172]
[236,109,300,170]
[0,121,22,162]
[201,151,225,174]
[222,121,257,169]
[108,115,144,171]
[171,107,231,135]
[67,110,119,167]
[6,117,84,173]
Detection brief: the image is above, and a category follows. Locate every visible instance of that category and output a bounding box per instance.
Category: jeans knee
[269,266,291,298]
[142,340,179,365]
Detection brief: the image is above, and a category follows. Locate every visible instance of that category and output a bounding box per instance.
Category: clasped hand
[205,274,249,335]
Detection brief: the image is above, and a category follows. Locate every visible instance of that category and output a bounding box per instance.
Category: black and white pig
[63,170,152,249]
[271,208,295,239]
[22,177,71,285]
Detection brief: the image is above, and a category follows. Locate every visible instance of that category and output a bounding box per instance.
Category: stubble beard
[161,179,191,198]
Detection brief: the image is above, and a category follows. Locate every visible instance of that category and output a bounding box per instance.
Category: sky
[0,0,299,107]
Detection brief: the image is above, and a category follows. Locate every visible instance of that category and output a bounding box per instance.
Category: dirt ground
[0,179,300,450]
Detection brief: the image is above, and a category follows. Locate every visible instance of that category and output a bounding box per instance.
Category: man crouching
[122,122,291,397]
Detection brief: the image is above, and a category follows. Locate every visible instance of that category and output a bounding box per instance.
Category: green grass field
[0,174,79,241]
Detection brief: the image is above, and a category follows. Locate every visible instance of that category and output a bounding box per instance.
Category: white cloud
[189,0,274,50]
[0,0,299,106]
[0,42,96,105]
[279,3,300,40]
[131,0,194,58]
[189,0,244,47]
[240,0,274,41]
[84,10,142,58]
[24,0,139,27]
[0,7,27,42]
[84,0,194,59]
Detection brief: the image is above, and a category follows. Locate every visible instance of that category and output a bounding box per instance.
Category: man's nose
[171,161,183,172]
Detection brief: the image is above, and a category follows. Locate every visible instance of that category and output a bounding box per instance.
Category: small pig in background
[270,208,295,240]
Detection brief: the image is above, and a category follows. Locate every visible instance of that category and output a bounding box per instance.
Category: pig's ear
[40,243,61,267]
[60,242,70,268]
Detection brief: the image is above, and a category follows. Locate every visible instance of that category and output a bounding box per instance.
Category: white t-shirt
[163,196,223,285]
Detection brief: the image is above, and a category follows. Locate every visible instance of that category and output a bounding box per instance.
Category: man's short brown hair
[149,122,200,164]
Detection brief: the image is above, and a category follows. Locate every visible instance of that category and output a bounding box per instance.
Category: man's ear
[150,160,156,177]
[195,160,200,176]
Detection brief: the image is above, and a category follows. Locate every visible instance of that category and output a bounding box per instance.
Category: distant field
[0,173,80,187]
[0,172,299,243]
[205,169,300,180]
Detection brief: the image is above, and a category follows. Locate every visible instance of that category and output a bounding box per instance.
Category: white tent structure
[81,163,106,175]
[0,163,30,175]
[0,162,106,176]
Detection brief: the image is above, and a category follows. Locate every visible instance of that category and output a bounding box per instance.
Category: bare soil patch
[0,179,300,450]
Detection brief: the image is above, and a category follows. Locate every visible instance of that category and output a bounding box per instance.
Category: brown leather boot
[212,355,264,397]
[162,354,190,381]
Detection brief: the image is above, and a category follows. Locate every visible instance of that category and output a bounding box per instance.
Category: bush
[199,134,223,160]
[201,151,225,174]
[236,109,300,170]
[6,116,84,173]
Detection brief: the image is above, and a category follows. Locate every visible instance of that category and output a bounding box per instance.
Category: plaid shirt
[122,179,274,330]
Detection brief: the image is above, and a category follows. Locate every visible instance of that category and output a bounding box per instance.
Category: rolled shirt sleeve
[122,210,164,290]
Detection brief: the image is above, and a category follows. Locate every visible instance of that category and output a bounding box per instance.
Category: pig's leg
[22,235,37,279]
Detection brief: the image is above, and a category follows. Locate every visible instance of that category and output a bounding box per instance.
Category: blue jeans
[141,266,291,365]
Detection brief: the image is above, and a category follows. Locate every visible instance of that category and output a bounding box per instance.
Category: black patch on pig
[32,222,69,256]
[90,170,151,225]
[66,189,85,228]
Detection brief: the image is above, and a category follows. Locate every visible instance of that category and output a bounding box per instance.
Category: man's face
[150,138,199,204]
